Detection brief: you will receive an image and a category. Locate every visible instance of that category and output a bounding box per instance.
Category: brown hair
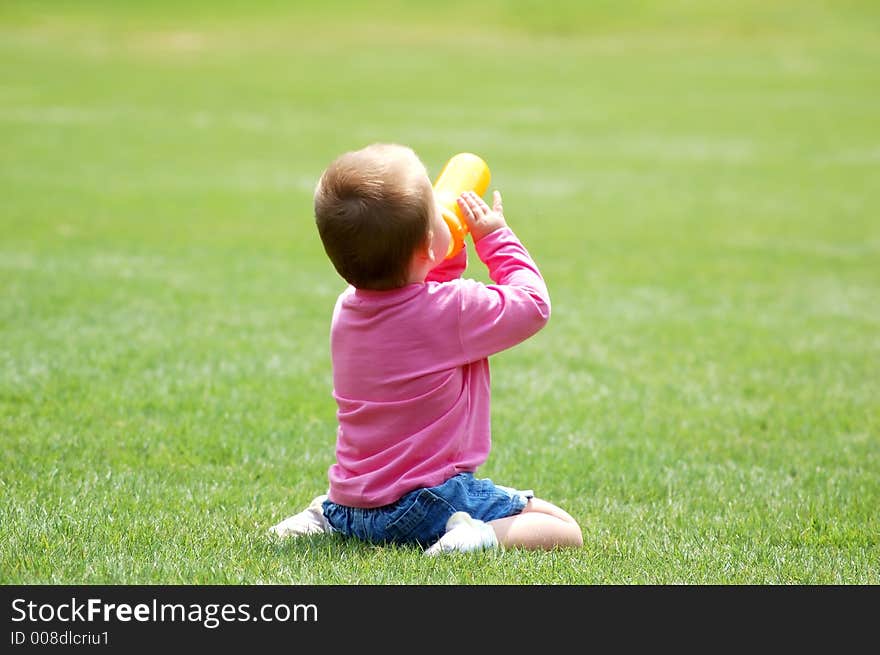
[314,143,434,290]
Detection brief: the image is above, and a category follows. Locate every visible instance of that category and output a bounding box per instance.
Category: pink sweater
[326,227,551,508]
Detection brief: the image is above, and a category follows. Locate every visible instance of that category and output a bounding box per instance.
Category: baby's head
[314,143,447,291]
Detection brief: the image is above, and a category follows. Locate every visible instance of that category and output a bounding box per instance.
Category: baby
[270,143,582,554]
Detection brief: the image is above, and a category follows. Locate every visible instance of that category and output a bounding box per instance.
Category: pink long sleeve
[326,227,550,508]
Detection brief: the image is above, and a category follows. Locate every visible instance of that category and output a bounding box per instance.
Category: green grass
[1,0,878,584]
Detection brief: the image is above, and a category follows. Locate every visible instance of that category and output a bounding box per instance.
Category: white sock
[268,494,332,538]
[424,511,499,556]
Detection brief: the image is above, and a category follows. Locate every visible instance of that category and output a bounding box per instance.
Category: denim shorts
[322,472,533,547]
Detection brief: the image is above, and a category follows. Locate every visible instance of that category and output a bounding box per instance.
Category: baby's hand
[457,190,507,243]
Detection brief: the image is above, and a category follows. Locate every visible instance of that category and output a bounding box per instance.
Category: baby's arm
[454,190,551,361]
[426,188,505,283]
[426,244,467,283]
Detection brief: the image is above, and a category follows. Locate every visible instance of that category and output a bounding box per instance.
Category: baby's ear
[424,229,437,263]
[410,230,435,274]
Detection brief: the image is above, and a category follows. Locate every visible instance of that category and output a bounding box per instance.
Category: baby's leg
[488,498,583,550]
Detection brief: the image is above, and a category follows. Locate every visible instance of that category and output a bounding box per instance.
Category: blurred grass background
[1,1,878,583]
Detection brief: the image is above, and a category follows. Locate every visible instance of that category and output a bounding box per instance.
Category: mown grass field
[1,1,878,584]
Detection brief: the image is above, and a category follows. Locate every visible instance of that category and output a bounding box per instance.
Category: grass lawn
[1,0,878,584]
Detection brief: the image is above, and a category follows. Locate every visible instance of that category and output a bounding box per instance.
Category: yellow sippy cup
[433,153,491,259]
